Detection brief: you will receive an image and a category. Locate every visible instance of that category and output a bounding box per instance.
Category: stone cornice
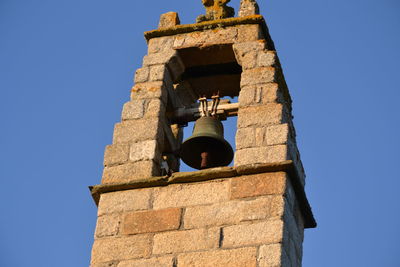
[144,15,265,41]
[89,160,317,228]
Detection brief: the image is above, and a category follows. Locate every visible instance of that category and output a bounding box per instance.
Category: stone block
[95,214,121,238]
[258,244,283,267]
[262,83,283,103]
[255,124,290,146]
[166,54,185,82]
[241,67,277,87]
[235,127,255,149]
[233,40,266,55]
[129,140,160,163]
[173,31,210,49]
[238,83,284,106]
[237,51,257,70]
[134,67,149,84]
[143,50,176,66]
[209,27,239,44]
[121,100,145,120]
[177,247,257,267]
[238,86,258,106]
[112,119,162,144]
[97,188,152,216]
[104,144,130,166]
[267,124,291,145]
[148,36,175,54]
[122,99,165,121]
[153,181,230,209]
[158,12,180,28]
[146,98,165,117]
[237,103,288,128]
[172,35,186,48]
[153,228,219,255]
[184,196,284,229]
[268,144,291,163]
[233,41,267,70]
[122,208,181,235]
[101,161,160,184]
[222,220,284,248]
[257,51,277,67]
[91,235,151,264]
[118,256,174,267]
[130,81,167,104]
[239,0,260,17]
[173,28,238,49]
[149,65,169,82]
[230,172,287,199]
[237,24,262,42]
[235,145,289,166]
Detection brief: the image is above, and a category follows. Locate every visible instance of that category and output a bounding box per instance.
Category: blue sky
[1,0,399,266]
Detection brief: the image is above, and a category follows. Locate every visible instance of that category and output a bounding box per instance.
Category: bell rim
[180,134,234,170]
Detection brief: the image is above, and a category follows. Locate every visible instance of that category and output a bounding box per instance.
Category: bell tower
[89,1,316,266]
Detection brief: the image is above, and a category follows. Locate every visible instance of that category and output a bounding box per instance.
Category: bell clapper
[199,94,220,169]
[200,151,209,169]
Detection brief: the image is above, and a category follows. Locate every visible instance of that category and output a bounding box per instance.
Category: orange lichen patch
[131,85,140,92]
[131,83,161,93]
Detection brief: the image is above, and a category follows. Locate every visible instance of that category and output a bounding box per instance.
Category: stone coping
[145,15,265,41]
[89,160,316,228]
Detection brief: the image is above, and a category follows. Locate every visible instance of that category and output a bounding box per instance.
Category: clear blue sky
[1,0,399,266]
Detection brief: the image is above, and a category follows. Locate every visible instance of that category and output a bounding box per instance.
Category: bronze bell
[180,116,234,170]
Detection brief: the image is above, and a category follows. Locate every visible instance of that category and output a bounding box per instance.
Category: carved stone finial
[196,0,235,23]
[238,0,260,17]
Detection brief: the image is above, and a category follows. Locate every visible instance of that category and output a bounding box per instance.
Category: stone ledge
[144,15,274,51]
[89,160,316,228]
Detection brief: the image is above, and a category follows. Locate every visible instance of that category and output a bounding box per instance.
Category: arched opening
[162,44,242,172]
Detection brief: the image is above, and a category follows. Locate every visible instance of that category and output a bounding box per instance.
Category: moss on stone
[144,15,265,41]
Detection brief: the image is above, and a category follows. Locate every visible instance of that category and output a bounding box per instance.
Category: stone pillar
[89,8,315,267]
[239,0,260,17]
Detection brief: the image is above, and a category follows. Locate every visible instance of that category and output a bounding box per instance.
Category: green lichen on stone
[196,0,235,23]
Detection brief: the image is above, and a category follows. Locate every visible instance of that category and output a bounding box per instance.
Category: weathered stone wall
[103,21,304,184]
[91,171,304,267]
[102,22,268,184]
[233,40,306,186]
[90,12,314,267]
[102,39,185,184]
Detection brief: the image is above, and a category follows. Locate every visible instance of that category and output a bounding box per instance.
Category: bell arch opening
[162,44,242,173]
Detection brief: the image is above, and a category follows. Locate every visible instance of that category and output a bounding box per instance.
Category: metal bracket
[167,99,239,125]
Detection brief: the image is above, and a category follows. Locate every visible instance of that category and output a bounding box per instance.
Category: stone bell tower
[89,1,316,266]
